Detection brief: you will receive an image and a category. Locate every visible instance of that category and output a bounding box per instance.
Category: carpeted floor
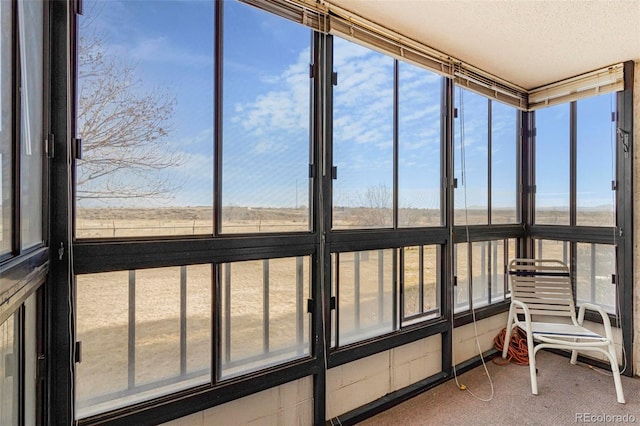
[358,351,640,425]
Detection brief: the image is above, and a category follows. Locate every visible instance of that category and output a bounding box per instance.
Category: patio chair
[502,258,625,404]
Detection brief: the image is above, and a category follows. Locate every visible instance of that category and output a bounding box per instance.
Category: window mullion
[487,99,492,225]
[393,60,399,229]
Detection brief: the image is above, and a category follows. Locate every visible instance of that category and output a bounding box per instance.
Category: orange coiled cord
[493,327,529,366]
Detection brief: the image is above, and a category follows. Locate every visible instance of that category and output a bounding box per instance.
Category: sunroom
[0,0,639,425]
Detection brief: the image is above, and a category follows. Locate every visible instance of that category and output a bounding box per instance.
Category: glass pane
[454,243,469,313]
[403,247,420,317]
[221,1,310,233]
[19,0,43,248]
[76,0,214,238]
[402,245,440,325]
[454,88,488,225]
[534,239,569,265]
[471,241,489,308]
[423,245,440,315]
[76,265,212,418]
[220,257,310,379]
[491,240,505,303]
[577,94,615,227]
[0,315,17,425]
[24,293,37,426]
[506,238,517,298]
[336,250,394,345]
[332,37,394,229]
[491,101,518,224]
[0,1,12,254]
[398,61,441,227]
[576,243,616,313]
[535,104,570,225]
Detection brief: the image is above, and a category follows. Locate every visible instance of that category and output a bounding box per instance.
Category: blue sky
[76,0,617,214]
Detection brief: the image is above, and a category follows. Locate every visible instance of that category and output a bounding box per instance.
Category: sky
[76,0,618,215]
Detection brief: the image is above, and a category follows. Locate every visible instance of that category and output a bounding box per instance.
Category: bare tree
[357,184,392,226]
[76,30,185,201]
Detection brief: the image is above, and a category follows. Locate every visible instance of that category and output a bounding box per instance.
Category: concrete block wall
[160,376,313,426]
[452,313,507,365]
[326,334,441,419]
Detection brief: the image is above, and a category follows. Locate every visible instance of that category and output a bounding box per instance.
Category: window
[491,101,518,223]
[533,93,620,315]
[454,88,488,225]
[535,103,570,225]
[0,292,40,426]
[576,94,616,227]
[220,256,311,379]
[0,314,17,425]
[72,1,317,421]
[19,0,44,248]
[76,266,212,417]
[332,37,394,229]
[333,246,443,346]
[534,239,569,264]
[0,0,12,255]
[401,245,440,325]
[332,38,443,230]
[333,250,395,346]
[76,0,215,238]
[453,243,469,313]
[398,62,442,227]
[221,1,311,233]
[0,2,47,424]
[455,239,515,313]
[0,0,46,252]
[576,243,616,313]
[455,88,519,225]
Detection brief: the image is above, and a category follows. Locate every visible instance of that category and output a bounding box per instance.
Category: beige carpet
[358,351,640,425]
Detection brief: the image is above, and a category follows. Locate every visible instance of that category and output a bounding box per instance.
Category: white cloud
[178,127,214,147]
[234,47,310,147]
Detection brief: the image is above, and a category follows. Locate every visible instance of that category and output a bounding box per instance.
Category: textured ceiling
[328,0,640,90]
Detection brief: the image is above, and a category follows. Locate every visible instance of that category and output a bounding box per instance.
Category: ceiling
[328,0,640,90]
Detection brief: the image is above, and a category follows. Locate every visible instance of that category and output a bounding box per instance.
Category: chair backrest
[508,258,576,322]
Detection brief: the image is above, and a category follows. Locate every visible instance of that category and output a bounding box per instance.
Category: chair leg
[527,330,537,395]
[570,339,578,365]
[502,306,514,360]
[605,344,625,404]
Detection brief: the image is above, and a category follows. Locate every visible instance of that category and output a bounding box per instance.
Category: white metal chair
[502,258,625,404]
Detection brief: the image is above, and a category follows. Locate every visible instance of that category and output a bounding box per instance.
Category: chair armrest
[510,299,533,328]
[578,303,614,341]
